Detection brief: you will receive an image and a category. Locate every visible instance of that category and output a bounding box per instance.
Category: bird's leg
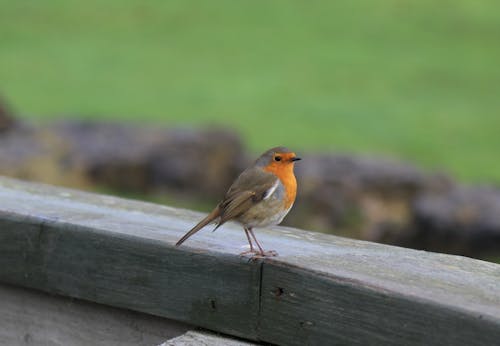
[248,228,264,253]
[248,228,278,257]
[239,227,259,256]
[244,227,255,252]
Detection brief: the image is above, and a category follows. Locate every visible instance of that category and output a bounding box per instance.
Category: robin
[175,146,301,257]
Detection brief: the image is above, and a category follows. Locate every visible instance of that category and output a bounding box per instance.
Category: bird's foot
[239,250,260,257]
[261,250,278,257]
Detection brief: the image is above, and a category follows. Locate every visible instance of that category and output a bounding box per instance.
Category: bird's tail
[175,206,222,246]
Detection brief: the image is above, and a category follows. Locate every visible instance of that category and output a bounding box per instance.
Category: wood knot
[273,287,284,297]
[300,321,314,329]
[209,299,217,311]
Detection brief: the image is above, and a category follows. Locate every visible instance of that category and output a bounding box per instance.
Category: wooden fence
[0,176,499,345]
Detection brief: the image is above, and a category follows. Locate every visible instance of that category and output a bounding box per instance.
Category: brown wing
[217,167,278,225]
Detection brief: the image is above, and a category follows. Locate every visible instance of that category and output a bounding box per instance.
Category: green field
[1,1,500,183]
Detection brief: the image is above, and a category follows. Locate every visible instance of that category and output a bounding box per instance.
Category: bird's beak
[291,157,301,162]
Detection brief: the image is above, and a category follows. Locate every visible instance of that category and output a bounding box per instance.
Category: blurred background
[1,1,499,262]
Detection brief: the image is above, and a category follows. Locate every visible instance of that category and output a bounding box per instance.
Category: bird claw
[239,250,260,257]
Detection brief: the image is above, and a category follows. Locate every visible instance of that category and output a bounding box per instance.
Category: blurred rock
[148,129,246,197]
[286,153,500,260]
[52,121,245,197]
[0,97,17,132]
[286,154,454,241]
[0,124,84,185]
[0,120,245,200]
[407,186,500,258]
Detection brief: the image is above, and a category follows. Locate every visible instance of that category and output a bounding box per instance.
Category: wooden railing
[0,176,499,345]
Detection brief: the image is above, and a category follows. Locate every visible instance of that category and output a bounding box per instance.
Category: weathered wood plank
[255,220,500,345]
[0,176,499,345]
[260,263,500,345]
[0,283,191,346]
[0,178,262,340]
[0,214,261,339]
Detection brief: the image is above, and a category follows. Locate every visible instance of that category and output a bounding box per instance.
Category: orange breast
[264,163,297,209]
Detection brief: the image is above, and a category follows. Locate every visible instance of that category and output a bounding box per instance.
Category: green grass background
[1,0,500,183]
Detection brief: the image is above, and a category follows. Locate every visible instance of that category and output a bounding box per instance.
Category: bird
[175,146,301,257]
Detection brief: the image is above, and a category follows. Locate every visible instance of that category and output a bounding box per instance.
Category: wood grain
[0,176,499,345]
[0,283,191,346]
[260,263,500,345]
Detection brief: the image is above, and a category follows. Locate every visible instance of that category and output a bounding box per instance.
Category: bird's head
[255,146,301,170]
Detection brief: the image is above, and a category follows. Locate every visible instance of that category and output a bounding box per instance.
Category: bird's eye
[274,156,282,162]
